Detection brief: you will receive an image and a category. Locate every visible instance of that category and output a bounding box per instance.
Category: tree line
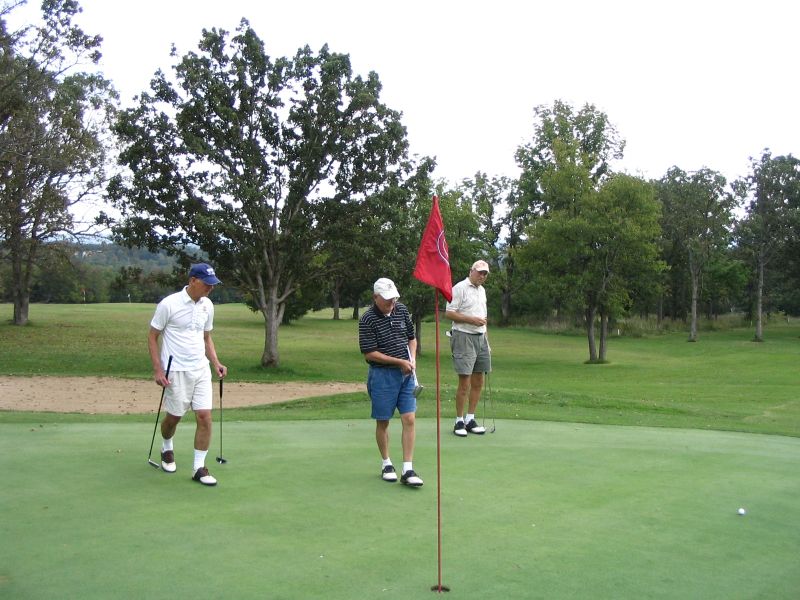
[0,240,243,304]
[1,1,798,366]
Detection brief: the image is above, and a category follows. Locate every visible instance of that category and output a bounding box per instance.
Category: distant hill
[71,242,177,272]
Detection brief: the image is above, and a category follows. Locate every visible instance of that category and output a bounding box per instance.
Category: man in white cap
[148,263,227,486]
[358,278,423,486]
[445,260,491,437]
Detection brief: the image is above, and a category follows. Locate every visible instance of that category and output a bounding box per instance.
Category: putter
[147,355,173,469]
[483,370,496,434]
[413,369,424,398]
[216,378,227,464]
[408,344,423,397]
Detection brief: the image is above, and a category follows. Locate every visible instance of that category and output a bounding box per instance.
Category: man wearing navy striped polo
[358,278,423,487]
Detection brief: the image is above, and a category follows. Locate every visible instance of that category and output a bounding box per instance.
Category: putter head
[147,459,160,470]
[216,456,227,464]
[413,384,424,398]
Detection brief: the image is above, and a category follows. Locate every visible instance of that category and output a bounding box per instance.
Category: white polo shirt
[150,287,215,371]
[447,277,487,334]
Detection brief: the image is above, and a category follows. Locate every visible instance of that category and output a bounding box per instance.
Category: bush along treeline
[1,2,798,366]
[0,240,244,305]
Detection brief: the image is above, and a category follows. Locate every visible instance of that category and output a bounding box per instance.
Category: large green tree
[458,173,526,324]
[317,157,435,321]
[656,167,735,342]
[734,151,800,340]
[524,172,662,362]
[0,0,115,325]
[106,21,409,367]
[516,100,662,361]
[516,99,625,215]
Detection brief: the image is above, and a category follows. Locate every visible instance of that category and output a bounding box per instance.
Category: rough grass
[1,303,798,436]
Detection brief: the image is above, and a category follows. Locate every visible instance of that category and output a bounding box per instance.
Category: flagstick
[433,291,450,593]
[411,193,451,592]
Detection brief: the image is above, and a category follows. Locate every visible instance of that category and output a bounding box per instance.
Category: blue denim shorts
[367,366,416,420]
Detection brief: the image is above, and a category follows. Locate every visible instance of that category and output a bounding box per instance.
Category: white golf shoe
[465,419,486,435]
[192,466,217,486]
[161,450,176,473]
[381,464,398,482]
[453,421,468,437]
[401,470,424,487]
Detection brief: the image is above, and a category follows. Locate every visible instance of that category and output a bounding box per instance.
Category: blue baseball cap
[189,263,221,285]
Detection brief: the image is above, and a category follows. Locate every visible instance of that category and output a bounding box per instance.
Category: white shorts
[164,365,213,416]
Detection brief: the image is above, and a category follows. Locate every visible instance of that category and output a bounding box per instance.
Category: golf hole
[430,584,450,592]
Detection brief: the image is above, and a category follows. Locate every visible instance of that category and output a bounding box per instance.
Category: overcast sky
[11,0,800,186]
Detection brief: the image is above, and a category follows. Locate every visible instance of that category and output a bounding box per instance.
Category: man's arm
[362,350,414,374]
[204,331,227,379]
[445,310,487,327]
[148,327,169,386]
[407,338,418,369]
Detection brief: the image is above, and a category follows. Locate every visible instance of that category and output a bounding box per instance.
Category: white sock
[455,416,464,424]
[161,437,173,452]
[466,413,475,423]
[193,449,208,471]
[402,462,413,475]
[382,458,393,468]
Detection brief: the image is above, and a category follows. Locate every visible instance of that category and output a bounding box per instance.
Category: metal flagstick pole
[432,291,450,593]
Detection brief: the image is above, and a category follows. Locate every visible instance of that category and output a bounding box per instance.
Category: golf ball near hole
[737,508,746,516]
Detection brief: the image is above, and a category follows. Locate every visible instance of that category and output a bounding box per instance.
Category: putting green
[1,419,798,599]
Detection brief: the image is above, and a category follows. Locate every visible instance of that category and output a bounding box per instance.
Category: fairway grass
[2,419,799,599]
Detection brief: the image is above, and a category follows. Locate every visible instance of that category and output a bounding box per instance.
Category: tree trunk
[351,305,359,320]
[599,312,608,361]
[500,287,511,325]
[259,284,281,367]
[754,254,764,342]
[586,305,598,362]
[13,289,30,325]
[331,283,341,320]
[11,241,32,326]
[689,266,699,342]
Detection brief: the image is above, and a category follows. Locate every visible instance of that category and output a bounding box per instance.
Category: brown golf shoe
[160,450,176,473]
[192,466,217,486]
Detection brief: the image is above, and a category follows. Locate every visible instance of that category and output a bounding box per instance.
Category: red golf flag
[413,195,452,302]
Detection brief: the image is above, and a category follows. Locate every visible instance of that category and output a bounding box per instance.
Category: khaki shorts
[164,365,213,416]
[450,330,492,375]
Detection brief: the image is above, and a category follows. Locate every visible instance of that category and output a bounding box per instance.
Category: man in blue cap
[148,263,228,486]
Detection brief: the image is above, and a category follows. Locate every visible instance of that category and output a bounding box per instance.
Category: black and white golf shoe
[192,466,217,486]
[161,450,177,473]
[381,464,398,482]
[453,421,467,437]
[465,419,486,435]
[401,470,423,487]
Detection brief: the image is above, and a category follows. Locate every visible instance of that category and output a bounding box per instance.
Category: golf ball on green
[737,508,746,516]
